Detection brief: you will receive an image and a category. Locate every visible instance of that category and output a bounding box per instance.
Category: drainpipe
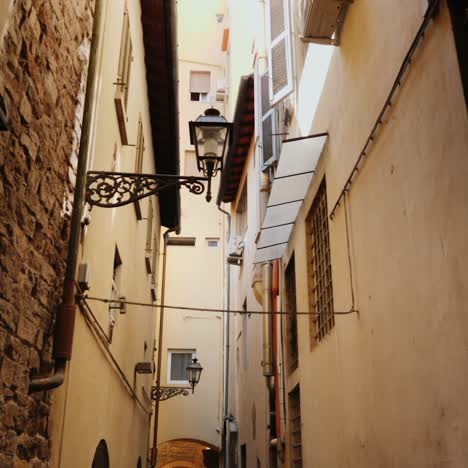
[29,0,106,393]
[262,262,273,377]
[151,227,176,467]
[217,204,231,468]
[271,259,281,438]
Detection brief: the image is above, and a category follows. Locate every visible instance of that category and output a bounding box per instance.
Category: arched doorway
[92,439,110,468]
[157,439,220,468]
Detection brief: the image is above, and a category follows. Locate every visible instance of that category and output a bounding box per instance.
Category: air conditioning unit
[216,79,226,101]
[300,0,353,45]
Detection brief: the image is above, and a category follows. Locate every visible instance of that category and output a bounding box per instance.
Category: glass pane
[170,353,192,381]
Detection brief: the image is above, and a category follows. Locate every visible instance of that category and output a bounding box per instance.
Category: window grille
[288,386,302,468]
[307,179,334,343]
[285,255,298,371]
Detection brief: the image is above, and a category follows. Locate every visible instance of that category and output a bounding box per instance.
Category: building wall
[282,1,468,467]
[156,0,226,451]
[0,1,94,466]
[48,0,161,466]
[223,0,468,467]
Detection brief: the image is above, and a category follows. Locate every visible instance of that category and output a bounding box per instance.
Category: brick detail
[0,0,94,465]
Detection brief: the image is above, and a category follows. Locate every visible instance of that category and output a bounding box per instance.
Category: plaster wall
[50,1,159,465]
[281,1,468,466]
[156,0,226,451]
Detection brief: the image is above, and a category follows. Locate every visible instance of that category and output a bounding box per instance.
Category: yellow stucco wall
[155,0,226,452]
[50,0,160,466]
[226,0,468,467]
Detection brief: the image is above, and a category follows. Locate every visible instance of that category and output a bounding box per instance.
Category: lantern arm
[151,384,190,401]
[85,171,210,207]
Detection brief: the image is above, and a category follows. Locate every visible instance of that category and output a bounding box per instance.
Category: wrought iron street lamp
[186,357,203,394]
[189,108,232,202]
[151,357,203,401]
[85,108,232,207]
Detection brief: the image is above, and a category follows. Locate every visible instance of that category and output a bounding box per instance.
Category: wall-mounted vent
[77,262,91,292]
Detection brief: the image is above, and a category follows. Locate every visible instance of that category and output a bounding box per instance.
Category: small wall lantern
[186,357,203,394]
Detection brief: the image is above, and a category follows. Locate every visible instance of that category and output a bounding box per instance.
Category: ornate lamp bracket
[151,385,190,401]
[85,171,209,208]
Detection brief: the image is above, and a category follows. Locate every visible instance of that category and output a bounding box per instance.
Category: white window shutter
[259,72,279,169]
[266,0,293,105]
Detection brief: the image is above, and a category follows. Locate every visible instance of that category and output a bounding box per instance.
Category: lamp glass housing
[189,109,232,177]
[186,357,203,393]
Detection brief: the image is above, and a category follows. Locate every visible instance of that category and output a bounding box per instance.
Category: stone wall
[0,1,94,466]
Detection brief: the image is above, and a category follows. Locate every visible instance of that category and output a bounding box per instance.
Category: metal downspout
[151,227,176,467]
[217,204,231,468]
[29,0,106,393]
[262,262,273,377]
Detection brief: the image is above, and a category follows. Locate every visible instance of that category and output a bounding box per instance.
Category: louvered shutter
[259,72,279,169]
[266,0,293,104]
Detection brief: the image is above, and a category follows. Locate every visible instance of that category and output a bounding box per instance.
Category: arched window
[137,457,142,468]
[92,440,110,468]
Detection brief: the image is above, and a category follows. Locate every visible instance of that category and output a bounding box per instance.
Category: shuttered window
[135,119,145,173]
[117,7,133,109]
[259,72,279,169]
[190,71,210,101]
[266,0,293,104]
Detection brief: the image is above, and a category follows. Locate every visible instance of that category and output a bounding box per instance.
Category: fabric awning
[254,133,328,263]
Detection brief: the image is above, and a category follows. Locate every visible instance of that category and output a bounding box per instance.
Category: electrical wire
[81,295,358,316]
[78,296,152,416]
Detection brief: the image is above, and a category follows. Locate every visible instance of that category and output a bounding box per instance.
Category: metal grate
[307,180,334,343]
[289,386,302,468]
[285,255,298,371]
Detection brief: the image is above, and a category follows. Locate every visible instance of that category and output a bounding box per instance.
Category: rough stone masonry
[0,1,94,466]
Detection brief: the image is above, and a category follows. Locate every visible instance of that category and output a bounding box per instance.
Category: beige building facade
[44,1,180,466]
[155,0,227,465]
[220,0,468,467]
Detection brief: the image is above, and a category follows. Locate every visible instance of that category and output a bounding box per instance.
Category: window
[167,237,196,246]
[285,255,298,371]
[92,440,110,468]
[133,119,145,219]
[242,300,248,370]
[258,70,280,169]
[236,183,248,242]
[135,118,145,173]
[184,150,199,177]
[306,179,334,343]
[150,227,160,300]
[240,444,247,468]
[190,71,210,101]
[288,386,302,468]
[145,200,153,273]
[109,247,123,341]
[266,0,293,104]
[114,6,133,144]
[206,238,220,247]
[167,349,194,384]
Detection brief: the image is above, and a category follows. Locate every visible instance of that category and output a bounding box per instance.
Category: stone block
[16,317,38,346]
[19,97,32,125]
